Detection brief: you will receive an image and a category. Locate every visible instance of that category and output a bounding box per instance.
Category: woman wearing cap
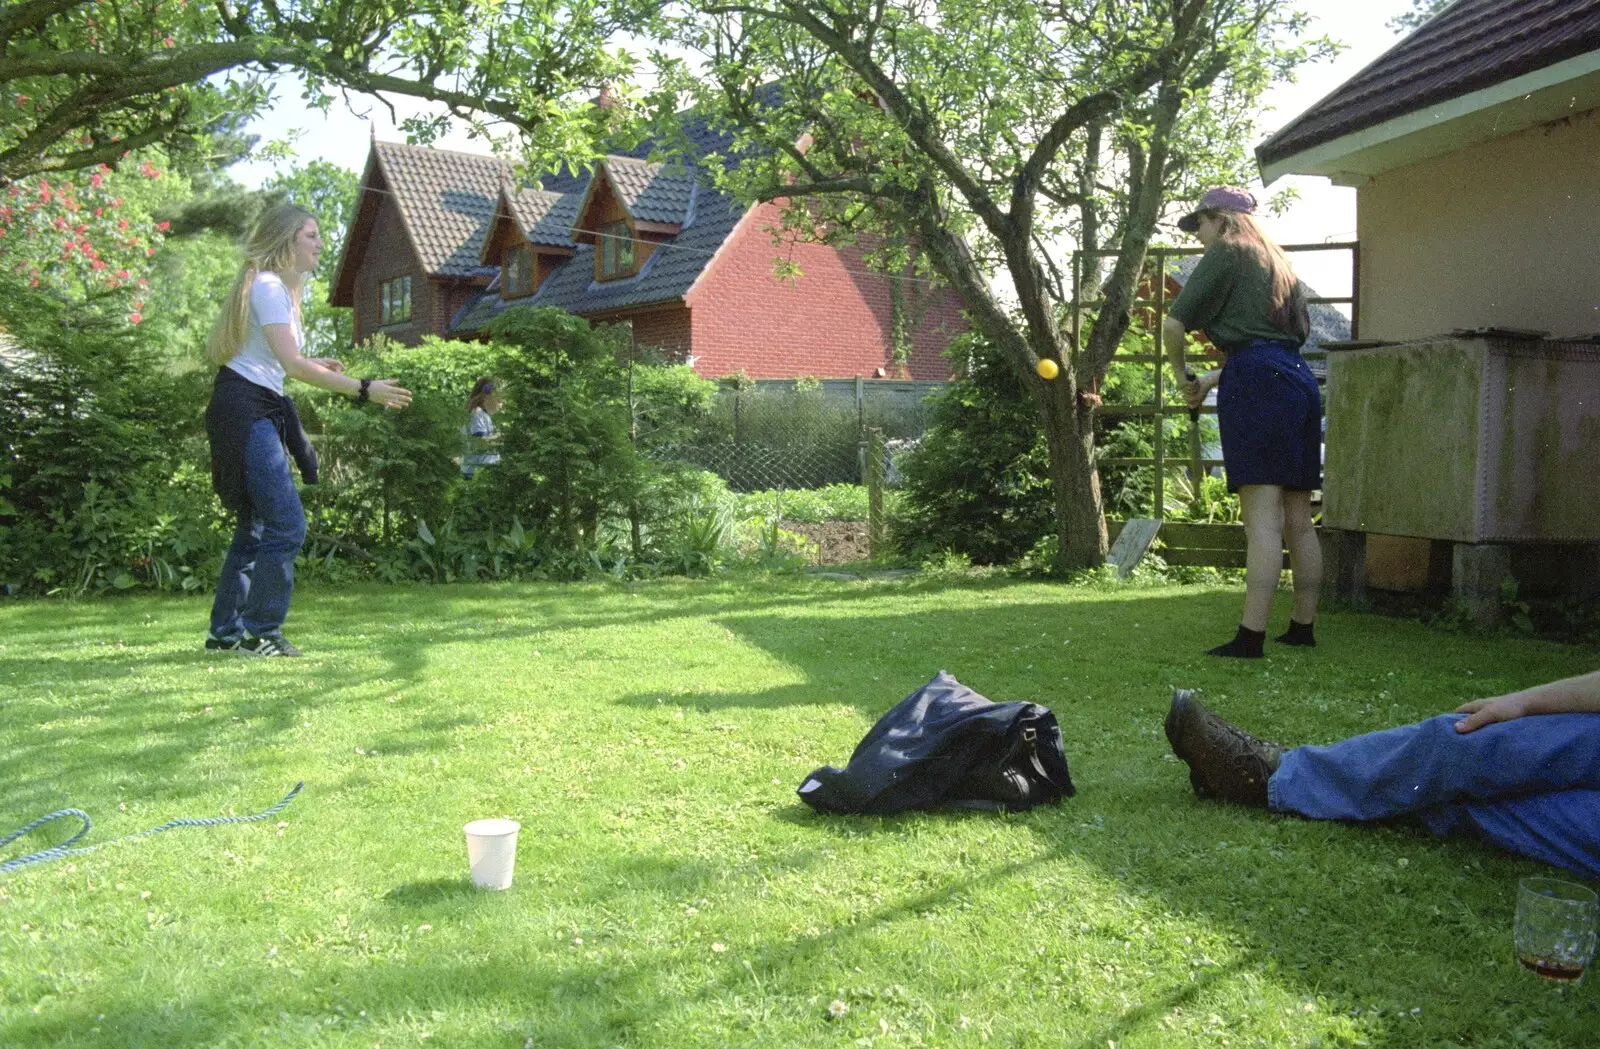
[1162,186,1321,659]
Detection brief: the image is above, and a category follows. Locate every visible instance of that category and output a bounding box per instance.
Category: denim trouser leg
[208,515,262,640]
[1269,712,1600,876]
[229,418,305,637]
[1413,791,1600,880]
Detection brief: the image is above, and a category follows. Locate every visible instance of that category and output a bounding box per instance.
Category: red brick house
[329,117,967,380]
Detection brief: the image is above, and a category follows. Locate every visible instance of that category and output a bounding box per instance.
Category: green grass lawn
[2,577,1596,1048]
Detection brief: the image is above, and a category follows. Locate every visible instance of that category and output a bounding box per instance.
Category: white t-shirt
[226,272,302,395]
[462,407,501,471]
[465,406,497,439]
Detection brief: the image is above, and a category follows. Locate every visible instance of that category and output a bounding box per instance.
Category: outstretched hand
[1454,694,1528,733]
[369,379,412,411]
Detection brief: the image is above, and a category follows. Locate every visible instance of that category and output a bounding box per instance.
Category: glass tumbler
[1515,877,1599,982]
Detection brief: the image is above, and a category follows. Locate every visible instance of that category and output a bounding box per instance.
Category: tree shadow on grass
[606,590,1600,1044]
[0,576,1035,826]
[5,833,1246,1049]
[6,581,1596,1047]
[0,658,496,836]
[0,575,949,697]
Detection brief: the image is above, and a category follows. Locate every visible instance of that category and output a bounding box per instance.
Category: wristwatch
[357,378,372,403]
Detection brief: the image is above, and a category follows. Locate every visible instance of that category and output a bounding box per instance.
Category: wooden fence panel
[1107,519,1303,570]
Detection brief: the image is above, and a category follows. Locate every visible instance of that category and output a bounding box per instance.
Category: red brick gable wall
[627,305,692,360]
[684,201,966,379]
[352,194,431,347]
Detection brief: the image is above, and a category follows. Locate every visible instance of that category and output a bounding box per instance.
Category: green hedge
[0,292,747,591]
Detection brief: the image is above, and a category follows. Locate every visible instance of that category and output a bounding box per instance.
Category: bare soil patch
[782,520,871,565]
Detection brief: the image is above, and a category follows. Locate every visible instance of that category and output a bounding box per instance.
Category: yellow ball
[1035,357,1060,380]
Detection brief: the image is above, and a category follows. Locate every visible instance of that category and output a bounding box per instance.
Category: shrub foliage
[0,297,734,592]
[892,330,1238,568]
[891,333,1053,565]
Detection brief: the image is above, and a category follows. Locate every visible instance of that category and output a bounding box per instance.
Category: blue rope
[0,782,304,876]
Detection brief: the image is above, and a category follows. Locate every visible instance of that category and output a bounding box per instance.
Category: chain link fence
[660,378,945,491]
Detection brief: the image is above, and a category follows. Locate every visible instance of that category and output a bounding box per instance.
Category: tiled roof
[1257,0,1600,168]
[372,141,513,277]
[603,155,698,225]
[348,91,778,334]
[448,109,755,333]
[451,184,744,331]
[511,187,582,247]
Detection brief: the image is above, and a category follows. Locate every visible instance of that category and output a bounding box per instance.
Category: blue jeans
[209,418,306,639]
[1269,713,1600,878]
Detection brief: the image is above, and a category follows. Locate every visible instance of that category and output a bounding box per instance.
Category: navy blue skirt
[1216,339,1322,493]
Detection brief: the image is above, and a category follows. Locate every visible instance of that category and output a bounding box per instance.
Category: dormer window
[598,220,635,279]
[503,244,534,298]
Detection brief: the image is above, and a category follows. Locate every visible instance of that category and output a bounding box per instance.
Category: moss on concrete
[1324,340,1482,539]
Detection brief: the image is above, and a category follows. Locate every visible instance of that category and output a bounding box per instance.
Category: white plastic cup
[463,818,520,890]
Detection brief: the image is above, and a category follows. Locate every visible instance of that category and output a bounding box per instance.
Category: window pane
[381,282,391,323]
[402,277,411,320]
[508,246,531,294]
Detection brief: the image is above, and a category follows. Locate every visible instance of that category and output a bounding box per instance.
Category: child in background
[462,377,503,479]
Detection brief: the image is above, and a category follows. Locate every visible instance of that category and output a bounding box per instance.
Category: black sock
[1275,619,1316,647]
[1207,624,1265,659]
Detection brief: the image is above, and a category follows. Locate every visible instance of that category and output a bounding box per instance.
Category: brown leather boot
[1164,689,1282,807]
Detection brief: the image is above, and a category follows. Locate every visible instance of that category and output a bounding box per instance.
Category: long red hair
[1203,209,1306,336]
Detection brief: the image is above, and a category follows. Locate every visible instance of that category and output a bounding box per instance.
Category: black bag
[796,671,1075,815]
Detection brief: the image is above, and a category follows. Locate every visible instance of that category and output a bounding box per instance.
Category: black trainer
[238,633,303,658]
[205,631,241,651]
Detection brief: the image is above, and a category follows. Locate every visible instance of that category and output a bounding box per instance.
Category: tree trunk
[908,196,1112,572]
[1039,377,1107,571]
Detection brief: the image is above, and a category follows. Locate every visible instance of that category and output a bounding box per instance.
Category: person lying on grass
[1164,670,1600,879]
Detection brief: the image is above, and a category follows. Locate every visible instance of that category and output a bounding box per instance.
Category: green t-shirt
[1168,241,1309,351]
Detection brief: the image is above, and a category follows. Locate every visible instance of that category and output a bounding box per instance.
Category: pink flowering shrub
[0,157,168,323]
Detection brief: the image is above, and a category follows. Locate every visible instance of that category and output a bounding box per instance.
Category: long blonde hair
[205,203,317,365]
[1205,209,1306,336]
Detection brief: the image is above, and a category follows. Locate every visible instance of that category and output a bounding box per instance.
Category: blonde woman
[1161,187,1321,659]
[203,203,411,657]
